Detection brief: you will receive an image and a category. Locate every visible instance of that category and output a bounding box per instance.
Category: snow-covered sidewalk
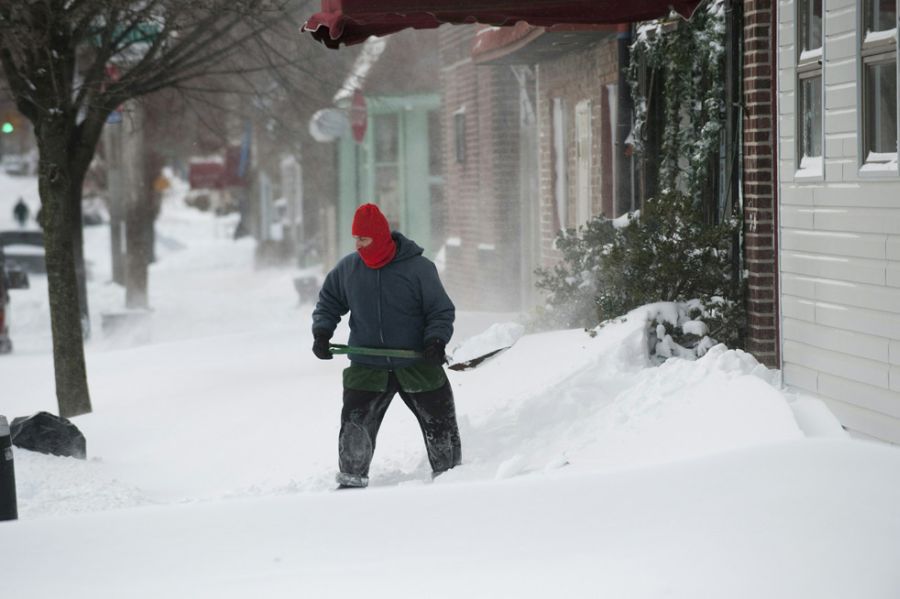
[1,172,899,598]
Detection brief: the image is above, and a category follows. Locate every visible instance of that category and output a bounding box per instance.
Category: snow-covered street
[1,172,899,598]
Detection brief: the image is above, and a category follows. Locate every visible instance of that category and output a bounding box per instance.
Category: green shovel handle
[329,343,423,359]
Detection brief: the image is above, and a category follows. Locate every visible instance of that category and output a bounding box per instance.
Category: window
[860,0,898,172]
[574,99,593,226]
[373,113,401,227]
[453,110,466,164]
[796,0,823,175]
[552,97,567,230]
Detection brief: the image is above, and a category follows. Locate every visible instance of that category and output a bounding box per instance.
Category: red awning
[303,0,703,49]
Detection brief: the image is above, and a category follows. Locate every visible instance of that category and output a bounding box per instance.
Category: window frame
[453,110,466,165]
[574,99,593,227]
[857,0,899,177]
[795,0,825,179]
[552,97,568,231]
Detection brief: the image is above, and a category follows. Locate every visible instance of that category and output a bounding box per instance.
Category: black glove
[312,330,333,360]
[422,339,446,367]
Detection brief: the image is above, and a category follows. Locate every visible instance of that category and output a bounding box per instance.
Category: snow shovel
[329,336,515,371]
[329,344,422,360]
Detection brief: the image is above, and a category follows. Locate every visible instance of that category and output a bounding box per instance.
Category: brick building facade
[440,25,624,310]
[535,35,621,266]
[439,26,525,311]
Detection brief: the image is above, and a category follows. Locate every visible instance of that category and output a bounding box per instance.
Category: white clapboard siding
[783,340,890,390]
[810,277,900,313]
[781,229,887,259]
[783,319,890,362]
[778,0,900,441]
[891,341,900,366]
[780,252,886,285]
[819,395,900,444]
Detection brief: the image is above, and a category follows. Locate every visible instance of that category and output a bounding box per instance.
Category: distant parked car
[82,196,109,226]
[0,255,29,354]
[0,154,30,177]
[0,230,45,274]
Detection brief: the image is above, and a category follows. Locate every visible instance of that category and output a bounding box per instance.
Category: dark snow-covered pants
[339,372,462,482]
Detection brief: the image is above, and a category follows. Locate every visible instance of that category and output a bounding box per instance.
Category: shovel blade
[447,347,509,371]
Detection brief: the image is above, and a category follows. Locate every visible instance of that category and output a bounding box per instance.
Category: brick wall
[535,37,619,267]
[742,0,780,367]
[439,26,523,311]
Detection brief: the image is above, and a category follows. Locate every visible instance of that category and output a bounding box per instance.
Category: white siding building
[778,0,900,441]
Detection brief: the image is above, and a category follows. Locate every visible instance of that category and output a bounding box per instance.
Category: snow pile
[449,321,524,364]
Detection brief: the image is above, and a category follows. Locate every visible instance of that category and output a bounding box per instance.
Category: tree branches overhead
[0,0,327,127]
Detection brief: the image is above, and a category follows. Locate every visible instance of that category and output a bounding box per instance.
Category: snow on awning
[302,0,703,49]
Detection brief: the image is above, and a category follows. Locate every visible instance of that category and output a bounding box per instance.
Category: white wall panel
[783,319,890,362]
[780,252,885,285]
[781,229,886,259]
[887,237,900,260]
[783,363,819,392]
[781,205,815,228]
[818,395,900,443]
[781,274,817,297]
[814,301,900,341]
[811,207,900,234]
[781,296,817,322]
[818,373,900,420]
[891,341,900,366]
[783,340,890,389]
[887,264,900,288]
[813,278,900,313]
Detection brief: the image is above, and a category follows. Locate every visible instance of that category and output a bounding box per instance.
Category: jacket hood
[391,232,424,263]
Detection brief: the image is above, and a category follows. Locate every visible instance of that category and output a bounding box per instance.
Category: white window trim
[552,97,568,230]
[856,0,899,178]
[574,99,593,227]
[795,0,825,180]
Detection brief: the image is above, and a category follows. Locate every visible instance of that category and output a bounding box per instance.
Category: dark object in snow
[10,411,87,460]
[0,415,17,521]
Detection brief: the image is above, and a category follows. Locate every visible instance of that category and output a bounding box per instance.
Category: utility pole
[103,108,127,286]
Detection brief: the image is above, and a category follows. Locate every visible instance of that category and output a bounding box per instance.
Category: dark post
[616,26,635,215]
[0,415,18,521]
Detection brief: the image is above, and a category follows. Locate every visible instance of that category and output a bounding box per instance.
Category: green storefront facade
[336,93,442,257]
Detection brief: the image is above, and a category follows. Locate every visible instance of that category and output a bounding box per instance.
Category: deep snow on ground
[1,172,900,598]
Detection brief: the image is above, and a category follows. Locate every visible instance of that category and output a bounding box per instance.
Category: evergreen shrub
[534,190,746,351]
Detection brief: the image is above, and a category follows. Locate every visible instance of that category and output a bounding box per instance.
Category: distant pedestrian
[13,197,29,228]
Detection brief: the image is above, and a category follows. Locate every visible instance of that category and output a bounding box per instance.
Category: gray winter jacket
[312,232,455,369]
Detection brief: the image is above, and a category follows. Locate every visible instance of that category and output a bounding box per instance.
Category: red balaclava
[352,203,396,269]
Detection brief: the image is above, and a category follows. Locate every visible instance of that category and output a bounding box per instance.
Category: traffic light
[1,111,22,134]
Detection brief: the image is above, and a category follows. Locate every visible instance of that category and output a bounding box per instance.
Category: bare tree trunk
[125,199,153,309]
[36,121,92,418]
[72,192,90,338]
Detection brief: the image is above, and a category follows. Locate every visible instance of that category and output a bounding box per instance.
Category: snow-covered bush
[532,216,618,330]
[534,190,746,351]
[645,300,741,363]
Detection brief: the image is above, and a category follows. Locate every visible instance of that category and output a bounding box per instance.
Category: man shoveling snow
[311,203,461,489]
